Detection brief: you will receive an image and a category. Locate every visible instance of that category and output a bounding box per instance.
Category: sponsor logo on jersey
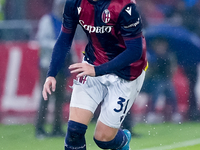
[102,9,110,23]
[79,20,113,33]
[123,18,140,28]
[125,6,132,16]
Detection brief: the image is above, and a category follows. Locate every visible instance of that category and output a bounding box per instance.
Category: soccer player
[42,0,148,149]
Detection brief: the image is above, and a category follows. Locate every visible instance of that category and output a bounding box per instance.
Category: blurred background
[0,0,200,136]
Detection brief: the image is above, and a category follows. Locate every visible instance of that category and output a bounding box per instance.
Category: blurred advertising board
[0,41,190,124]
[0,41,40,124]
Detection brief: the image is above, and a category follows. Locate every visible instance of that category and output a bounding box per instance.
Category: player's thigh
[70,77,105,125]
[98,71,145,129]
[94,120,118,141]
[69,107,93,125]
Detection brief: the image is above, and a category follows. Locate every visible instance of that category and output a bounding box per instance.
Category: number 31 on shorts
[114,97,130,121]
[114,97,130,122]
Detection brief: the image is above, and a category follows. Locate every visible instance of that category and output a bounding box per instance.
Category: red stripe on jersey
[61,25,72,34]
[79,0,95,26]
[79,0,109,65]
[107,0,134,22]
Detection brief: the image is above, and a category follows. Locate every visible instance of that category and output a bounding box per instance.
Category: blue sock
[93,129,127,149]
[65,120,87,150]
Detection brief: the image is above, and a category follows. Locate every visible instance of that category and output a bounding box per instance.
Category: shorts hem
[70,103,96,114]
[98,115,120,129]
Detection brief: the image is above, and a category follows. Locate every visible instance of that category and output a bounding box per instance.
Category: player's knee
[93,137,119,149]
[65,120,87,148]
[93,129,127,149]
[94,132,113,142]
[93,137,109,149]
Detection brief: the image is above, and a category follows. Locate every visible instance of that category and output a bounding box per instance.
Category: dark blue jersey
[48,0,148,80]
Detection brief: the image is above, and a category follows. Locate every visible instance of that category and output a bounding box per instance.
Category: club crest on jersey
[102,9,110,23]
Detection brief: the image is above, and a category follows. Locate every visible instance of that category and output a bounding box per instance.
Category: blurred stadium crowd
[0,0,200,126]
[0,0,199,42]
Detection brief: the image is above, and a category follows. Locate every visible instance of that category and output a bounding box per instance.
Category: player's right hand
[42,76,56,100]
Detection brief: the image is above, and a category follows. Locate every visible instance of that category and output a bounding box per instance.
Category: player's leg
[35,68,49,138]
[65,107,93,150]
[94,120,131,150]
[65,76,104,150]
[35,96,49,137]
[52,72,66,136]
[93,71,145,149]
[93,100,131,150]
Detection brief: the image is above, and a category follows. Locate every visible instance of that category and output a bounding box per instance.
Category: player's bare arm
[69,63,95,77]
[42,76,56,100]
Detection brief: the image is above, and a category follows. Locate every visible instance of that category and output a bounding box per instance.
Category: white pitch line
[139,138,200,150]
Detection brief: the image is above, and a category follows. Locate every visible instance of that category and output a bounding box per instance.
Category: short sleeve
[62,0,79,30]
[118,3,143,37]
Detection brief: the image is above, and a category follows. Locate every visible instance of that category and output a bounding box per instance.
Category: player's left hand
[69,62,95,77]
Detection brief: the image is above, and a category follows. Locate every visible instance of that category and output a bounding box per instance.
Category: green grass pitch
[0,122,200,150]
